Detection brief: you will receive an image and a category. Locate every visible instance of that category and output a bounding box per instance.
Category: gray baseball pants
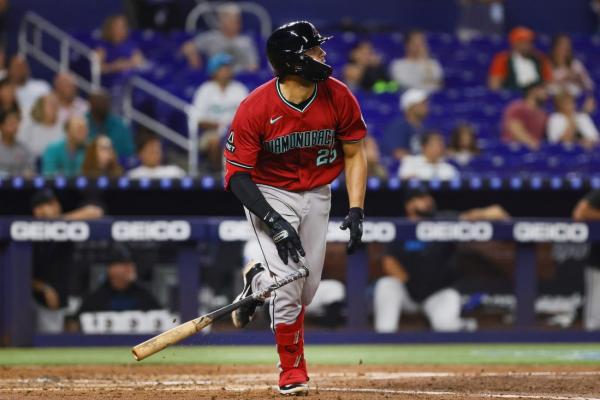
[246,184,331,328]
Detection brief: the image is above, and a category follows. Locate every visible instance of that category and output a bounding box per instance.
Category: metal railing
[123,76,199,177]
[18,11,101,93]
[185,1,272,38]
[18,12,200,176]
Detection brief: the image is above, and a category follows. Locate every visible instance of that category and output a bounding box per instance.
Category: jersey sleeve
[223,100,262,190]
[335,84,367,142]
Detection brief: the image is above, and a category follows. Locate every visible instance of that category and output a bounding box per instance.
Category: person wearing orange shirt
[488,27,552,91]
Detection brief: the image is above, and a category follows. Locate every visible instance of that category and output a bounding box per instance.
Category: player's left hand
[340,207,364,254]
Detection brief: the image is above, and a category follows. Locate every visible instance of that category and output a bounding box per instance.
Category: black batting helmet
[266,21,333,82]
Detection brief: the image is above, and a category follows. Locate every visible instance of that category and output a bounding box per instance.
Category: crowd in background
[1,3,599,180]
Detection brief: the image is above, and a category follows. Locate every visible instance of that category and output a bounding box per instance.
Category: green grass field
[2,344,600,366]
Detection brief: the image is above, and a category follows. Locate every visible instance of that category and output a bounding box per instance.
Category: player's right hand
[264,210,305,265]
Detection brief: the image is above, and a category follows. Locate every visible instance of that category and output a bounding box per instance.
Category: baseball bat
[131,265,309,361]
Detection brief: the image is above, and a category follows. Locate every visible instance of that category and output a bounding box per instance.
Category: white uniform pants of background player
[373,276,468,332]
[585,267,600,330]
[247,184,331,327]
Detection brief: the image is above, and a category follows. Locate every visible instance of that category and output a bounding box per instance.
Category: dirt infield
[2,364,600,399]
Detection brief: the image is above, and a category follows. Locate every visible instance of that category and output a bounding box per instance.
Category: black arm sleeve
[229,173,274,221]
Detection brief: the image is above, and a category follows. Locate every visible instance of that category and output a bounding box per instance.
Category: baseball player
[223,21,367,395]
[573,190,600,330]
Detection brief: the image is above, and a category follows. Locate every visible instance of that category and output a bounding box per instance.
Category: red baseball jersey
[223,77,367,191]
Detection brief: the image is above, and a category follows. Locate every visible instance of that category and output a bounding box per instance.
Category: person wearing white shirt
[128,132,186,179]
[399,131,459,181]
[19,94,64,158]
[189,52,248,172]
[53,72,89,125]
[7,55,51,115]
[389,30,444,92]
[547,92,599,149]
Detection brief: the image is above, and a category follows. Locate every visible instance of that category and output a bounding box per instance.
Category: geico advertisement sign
[10,220,191,241]
[10,221,90,241]
[111,221,191,241]
[218,220,396,242]
[416,221,493,241]
[513,222,588,242]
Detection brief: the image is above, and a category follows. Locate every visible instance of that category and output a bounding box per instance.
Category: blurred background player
[572,191,600,330]
[224,21,367,395]
[76,243,160,317]
[30,188,104,333]
[374,187,509,332]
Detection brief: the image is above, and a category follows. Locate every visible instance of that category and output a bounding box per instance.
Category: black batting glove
[264,210,305,265]
[340,207,364,254]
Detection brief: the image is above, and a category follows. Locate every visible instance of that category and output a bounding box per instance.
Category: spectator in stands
[398,131,459,180]
[19,94,64,158]
[81,135,123,178]
[86,91,134,158]
[365,136,388,179]
[382,89,430,160]
[181,3,258,72]
[77,243,160,315]
[548,34,595,110]
[31,188,104,333]
[488,27,552,91]
[501,81,548,150]
[547,92,599,149]
[190,53,248,172]
[53,72,89,125]
[128,132,185,179]
[342,41,391,92]
[573,190,600,331]
[96,15,146,82]
[42,115,88,176]
[6,55,51,114]
[389,30,443,92]
[0,108,34,176]
[448,122,480,166]
[373,187,508,333]
[0,77,17,113]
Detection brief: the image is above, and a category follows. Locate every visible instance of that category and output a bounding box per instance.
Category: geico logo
[416,222,493,241]
[513,222,588,242]
[327,221,396,242]
[218,220,253,241]
[218,220,396,242]
[112,221,191,241]
[10,221,89,241]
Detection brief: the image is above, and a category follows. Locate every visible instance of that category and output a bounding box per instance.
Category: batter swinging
[224,21,367,396]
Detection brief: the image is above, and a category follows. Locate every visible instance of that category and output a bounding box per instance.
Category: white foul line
[319,387,600,400]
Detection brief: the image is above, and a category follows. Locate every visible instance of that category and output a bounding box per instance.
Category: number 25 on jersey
[316,149,337,166]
